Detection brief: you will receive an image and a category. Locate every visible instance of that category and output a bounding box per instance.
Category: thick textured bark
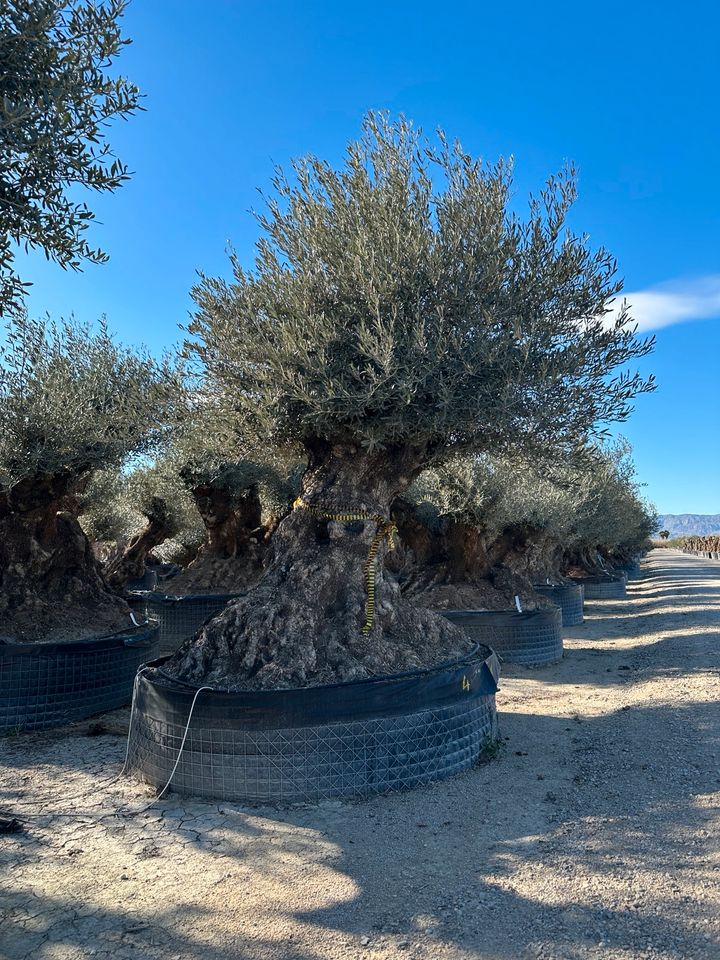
[394,513,556,610]
[169,483,270,593]
[0,474,129,643]
[494,525,565,582]
[104,498,173,589]
[165,441,473,690]
[562,544,605,576]
[193,481,263,557]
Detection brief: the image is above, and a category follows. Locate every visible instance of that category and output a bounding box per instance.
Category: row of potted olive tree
[1,116,655,799]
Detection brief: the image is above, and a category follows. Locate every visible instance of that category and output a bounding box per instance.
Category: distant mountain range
[658,514,720,537]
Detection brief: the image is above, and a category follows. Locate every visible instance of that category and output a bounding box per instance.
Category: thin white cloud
[613,275,720,332]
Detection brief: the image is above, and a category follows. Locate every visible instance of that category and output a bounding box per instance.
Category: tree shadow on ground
[2,695,719,960]
[2,550,719,959]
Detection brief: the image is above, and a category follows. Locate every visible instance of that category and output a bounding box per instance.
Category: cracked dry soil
[1,548,719,960]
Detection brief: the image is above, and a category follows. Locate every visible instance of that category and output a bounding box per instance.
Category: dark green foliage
[0,0,141,314]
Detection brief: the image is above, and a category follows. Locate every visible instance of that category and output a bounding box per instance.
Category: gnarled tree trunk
[103,497,174,590]
[494,525,564,582]
[0,474,130,642]
[562,544,605,576]
[169,482,270,593]
[165,441,472,690]
[394,513,556,610]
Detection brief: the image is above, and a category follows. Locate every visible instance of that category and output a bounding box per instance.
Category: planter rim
[148,640,495,694]
[136,644,499,729]
[0,621,159,657]
[127,590,242,605]
[570,574,625,584]
[533,581,581,590]
[437,607,561,622]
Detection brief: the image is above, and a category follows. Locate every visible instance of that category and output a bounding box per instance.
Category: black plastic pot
[533,583,584,626]
[571,574,627,599]
[127,591,241,650]
[127,646,500,803]
[438,608,563,666]
[0,623,160,733]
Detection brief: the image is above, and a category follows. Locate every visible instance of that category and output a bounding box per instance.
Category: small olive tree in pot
[0,314,177,641]
[167,114,654,691]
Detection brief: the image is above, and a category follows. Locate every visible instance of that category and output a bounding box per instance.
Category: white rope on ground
[6,673,216,821]
[118,684,214,817]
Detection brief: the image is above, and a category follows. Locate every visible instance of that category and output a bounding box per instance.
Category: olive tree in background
[0,0,140,314]
[389,454,585,615]
[563,441,658,572]
[94,461,203,589]
[169,459,298,592]
[0,314,177,640]
[169,113,655,690]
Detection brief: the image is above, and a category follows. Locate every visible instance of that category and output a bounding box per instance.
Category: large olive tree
[0,0,140,315]
[0,314,176,640]
[168,114,654,690]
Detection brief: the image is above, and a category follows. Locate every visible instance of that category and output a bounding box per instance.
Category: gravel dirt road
[1,548,719,960]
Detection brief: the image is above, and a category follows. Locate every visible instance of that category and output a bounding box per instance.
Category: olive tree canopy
[0,313,176,493]
[0,0,140,314]
[566,440,658,566]
[189,113,654,473]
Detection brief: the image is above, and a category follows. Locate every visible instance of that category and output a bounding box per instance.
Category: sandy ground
[1,548,719,960]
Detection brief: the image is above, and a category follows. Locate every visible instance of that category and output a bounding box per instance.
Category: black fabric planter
[438,608,563,666]
[571,575,627,599]
[127,592,241,650]
[127,646,500,803]
[533,583,584,626]
[0,623,160,733]
[126,569,158,591]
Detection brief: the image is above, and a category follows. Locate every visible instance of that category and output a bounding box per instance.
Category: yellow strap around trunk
[293,496,397,634]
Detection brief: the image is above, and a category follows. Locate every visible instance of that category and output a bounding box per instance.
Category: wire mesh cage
[0,623,160,732]
[126,592,241,651]
[127,647,500,803]
[438,608,563,666]
[571,575,627,599]
[533,583,584,626]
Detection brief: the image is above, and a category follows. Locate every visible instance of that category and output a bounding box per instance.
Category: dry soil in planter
[126,645,500,803]
[438,608,563,666]
[0,623,160,733]
[533,583,584,626]
[127,592,241,651]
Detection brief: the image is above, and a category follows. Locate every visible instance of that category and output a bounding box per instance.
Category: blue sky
[16,0,720,513]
